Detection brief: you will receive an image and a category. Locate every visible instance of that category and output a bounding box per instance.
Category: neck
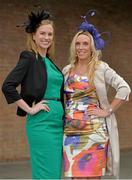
[37,48,47,57]
[73,57,92,76]
[77,57,91,67]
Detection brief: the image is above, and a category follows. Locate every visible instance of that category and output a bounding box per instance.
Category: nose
[44,34,49,40]
[78,44,84,50]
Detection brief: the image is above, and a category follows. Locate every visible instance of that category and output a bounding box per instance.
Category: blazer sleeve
[2,51,31,104]
[103,62,131,101]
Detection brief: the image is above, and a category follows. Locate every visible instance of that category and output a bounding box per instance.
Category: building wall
[0,0,132,161]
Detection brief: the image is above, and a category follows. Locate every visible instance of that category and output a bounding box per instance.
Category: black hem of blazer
[2,50,64,116]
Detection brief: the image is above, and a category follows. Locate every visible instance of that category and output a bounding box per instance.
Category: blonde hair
[69,31,102,86]
[26,19,55,60]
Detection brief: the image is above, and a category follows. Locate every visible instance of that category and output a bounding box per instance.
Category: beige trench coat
[62,61,131,179]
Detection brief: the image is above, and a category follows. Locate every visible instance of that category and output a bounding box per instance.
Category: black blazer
[2,50,64,116]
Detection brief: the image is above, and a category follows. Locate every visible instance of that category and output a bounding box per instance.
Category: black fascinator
[25,10,51,33]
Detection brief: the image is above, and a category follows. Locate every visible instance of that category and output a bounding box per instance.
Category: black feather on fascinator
[25,10,51,33]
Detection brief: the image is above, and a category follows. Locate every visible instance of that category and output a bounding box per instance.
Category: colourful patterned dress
[63,72,109,177]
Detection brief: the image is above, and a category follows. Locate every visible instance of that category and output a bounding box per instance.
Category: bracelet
[106,107,113,114]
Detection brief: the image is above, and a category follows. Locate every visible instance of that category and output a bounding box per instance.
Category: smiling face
[75,34,92,61]
[33,23,54,51]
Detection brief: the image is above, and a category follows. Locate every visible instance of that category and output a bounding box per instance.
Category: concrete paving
[0,151,132,179]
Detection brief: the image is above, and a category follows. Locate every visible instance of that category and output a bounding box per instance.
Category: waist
[64,117,108,135]
[43,98,61,101]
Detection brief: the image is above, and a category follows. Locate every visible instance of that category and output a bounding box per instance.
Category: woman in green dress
[2,10,64,179]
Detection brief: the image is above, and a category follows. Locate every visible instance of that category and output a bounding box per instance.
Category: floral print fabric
[63,72,109,177]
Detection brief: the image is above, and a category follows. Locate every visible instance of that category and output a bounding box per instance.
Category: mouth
[77,52,86,55]
[42,42,50,46]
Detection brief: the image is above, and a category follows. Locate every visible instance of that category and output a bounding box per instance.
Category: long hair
[26,19,55,60]
[69,31,102,86]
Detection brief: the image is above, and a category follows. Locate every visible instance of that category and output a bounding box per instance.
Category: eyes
[39,31,53,37]
[40,32,53,36]
[75,41,89,47]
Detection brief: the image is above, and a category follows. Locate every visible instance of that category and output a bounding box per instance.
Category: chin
[41,45,50,49]
[78,56,87,60]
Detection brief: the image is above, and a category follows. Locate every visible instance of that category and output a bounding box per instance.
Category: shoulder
[95,61,110,72]
[62,64,72,75]
[19,50,36,59]
[18,50,37,66]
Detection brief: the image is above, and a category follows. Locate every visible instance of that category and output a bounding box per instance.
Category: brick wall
[0,0,132,161]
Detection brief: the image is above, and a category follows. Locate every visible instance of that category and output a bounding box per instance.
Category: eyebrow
[76,41,89,43]
[39,30,53,33]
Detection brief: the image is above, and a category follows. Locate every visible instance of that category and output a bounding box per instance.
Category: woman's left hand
[87,108,110,118]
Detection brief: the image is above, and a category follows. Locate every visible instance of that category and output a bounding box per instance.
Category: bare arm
[109,98,125,113]
[88,98,126,118]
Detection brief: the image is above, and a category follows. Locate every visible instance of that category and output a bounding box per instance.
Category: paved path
[0,151,132,179]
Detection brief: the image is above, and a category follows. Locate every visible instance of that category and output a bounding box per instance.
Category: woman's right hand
[29,100,50,115]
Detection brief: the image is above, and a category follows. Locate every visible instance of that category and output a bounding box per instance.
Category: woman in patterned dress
[62,15,131,180]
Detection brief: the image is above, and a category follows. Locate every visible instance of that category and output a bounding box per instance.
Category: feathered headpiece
[78,10,110,50]
[25,10,51,33]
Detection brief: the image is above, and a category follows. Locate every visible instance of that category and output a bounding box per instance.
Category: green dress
[26,57,64,179]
